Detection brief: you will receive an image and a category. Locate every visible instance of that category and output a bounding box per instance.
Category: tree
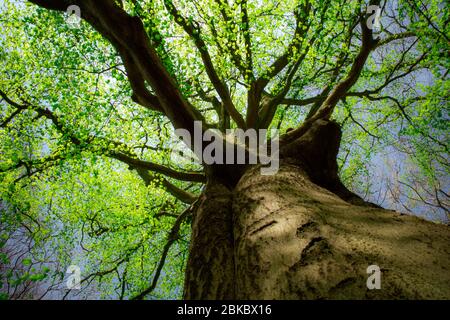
[0,0,449,299]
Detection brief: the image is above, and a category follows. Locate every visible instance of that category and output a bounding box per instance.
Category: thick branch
[110,152,206,183]
[29,0,201,136]
[315,23,379,119]
[281,2,380,143]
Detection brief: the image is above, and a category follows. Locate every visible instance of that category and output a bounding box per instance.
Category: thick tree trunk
[183,120,450,299]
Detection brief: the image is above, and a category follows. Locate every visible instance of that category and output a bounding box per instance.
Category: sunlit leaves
[0,0,448,299]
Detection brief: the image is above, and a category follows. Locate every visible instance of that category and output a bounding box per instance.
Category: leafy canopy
[0,0,448,299]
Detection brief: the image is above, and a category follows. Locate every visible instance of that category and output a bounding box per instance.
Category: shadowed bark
[184,120,450,299]
[183,181,235,299]
[231,163,450,299]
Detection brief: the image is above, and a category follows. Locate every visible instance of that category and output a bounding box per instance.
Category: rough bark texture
[184,120,450,300]
[183,181,235,299]
[233,163,450,299]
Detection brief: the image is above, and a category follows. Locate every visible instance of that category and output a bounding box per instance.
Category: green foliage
[0,0,448,299]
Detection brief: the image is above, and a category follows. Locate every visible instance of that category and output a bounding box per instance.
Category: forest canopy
[0,0,448,299]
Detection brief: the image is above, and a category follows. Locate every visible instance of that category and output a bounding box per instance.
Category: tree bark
[184,120,450,299]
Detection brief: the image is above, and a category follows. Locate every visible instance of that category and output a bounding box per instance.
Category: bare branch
[131,204,193,300]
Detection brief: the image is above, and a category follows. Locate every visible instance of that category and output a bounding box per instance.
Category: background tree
[0,0,449,299]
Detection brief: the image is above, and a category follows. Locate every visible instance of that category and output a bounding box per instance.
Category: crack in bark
[296,221,319,237]
[298,236,332,267]
[249,220,277,236]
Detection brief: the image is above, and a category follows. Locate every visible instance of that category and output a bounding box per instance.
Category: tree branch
[0,90,205,201]
[110,152,206,183]
[29,0,202,136]
[131,203,192,300]
[245,0,313,128]
[281,1,381,143]
[163,0,246,128]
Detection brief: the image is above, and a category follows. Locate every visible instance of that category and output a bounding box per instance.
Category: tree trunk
[183,120,450,299]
